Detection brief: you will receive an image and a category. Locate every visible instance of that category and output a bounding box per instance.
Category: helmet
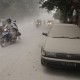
[7,18,11,23]
[13,20,16,23]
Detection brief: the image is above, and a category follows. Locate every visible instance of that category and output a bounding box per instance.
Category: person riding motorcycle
[3,19,16,41]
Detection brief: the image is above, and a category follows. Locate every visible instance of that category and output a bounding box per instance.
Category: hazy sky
[0,0,40,20]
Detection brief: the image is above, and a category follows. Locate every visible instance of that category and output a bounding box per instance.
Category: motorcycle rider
[3,18,16,41]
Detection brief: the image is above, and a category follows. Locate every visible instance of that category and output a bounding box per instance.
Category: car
[41,23,80,69]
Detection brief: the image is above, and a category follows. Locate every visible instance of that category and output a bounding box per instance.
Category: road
[0,19,80,80]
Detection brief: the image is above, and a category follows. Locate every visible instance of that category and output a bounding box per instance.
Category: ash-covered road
[0,19,80,80]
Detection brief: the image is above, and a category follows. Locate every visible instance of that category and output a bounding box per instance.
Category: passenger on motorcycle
[12,20,18,35]
[12,20,21,39]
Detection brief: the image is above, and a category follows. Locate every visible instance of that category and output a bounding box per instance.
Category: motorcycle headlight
[49,22,52,25]
[4,29,7,31]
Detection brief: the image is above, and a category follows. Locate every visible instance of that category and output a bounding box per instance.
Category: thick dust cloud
[0,0,40,20]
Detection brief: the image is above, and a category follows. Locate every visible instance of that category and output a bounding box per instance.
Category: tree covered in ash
[39,0,80,24]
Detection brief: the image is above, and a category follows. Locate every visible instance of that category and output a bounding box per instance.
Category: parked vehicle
[41,24,80,69]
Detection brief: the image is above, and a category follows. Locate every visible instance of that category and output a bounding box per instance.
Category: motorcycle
[47,21,52,26]
[36,22,41,27]
[1,28,17,47]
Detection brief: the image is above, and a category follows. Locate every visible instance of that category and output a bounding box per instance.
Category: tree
[53,9,62,21]
[39,0,80,24]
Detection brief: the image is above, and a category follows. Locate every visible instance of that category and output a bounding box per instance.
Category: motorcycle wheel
[1,37,7,47]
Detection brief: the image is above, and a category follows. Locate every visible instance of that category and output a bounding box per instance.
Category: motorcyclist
[3,19,16,41]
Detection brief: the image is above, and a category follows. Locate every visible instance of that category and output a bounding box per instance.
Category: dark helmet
[13,20,16,23]
[7,18,11,23]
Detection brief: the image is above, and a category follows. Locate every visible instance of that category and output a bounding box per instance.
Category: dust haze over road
[0,0,80,80]
[0,0,40,20]
[0,15,80,80]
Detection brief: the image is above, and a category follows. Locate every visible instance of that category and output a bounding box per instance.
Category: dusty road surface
[0,19,80,80]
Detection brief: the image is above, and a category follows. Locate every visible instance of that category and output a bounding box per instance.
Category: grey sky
[0,0,40,20]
